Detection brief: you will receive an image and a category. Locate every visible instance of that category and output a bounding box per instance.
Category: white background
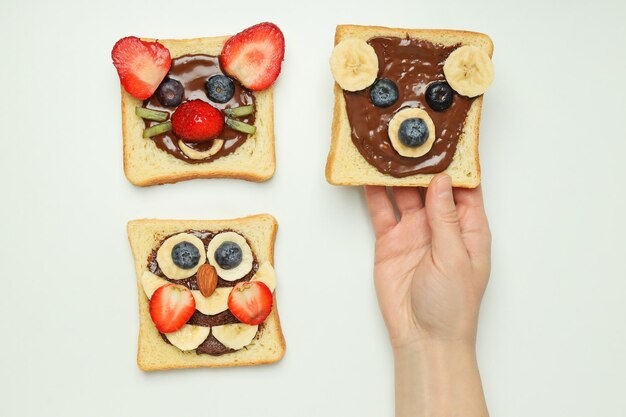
[1,0,625,415]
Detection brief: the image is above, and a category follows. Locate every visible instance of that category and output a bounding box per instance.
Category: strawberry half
[220,22,285,91]
[112,36,171,100]
[227,281,273,325]
[171,100,224,142]
[149,284,196,333]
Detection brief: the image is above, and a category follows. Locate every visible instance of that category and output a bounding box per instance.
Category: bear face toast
[112,23,284,186]
[326,25,494,188]
[127,215,285,371]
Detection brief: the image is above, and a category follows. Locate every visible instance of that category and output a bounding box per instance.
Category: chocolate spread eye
[398,118,429,148]
[426,81,453,111]
[370,78,399,108]
[205,75,235,103]
[155,77,184,107]
[171,241,201,269]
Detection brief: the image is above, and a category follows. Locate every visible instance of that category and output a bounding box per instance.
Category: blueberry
[214,241,242,270]
[171,242,200,269]
[370,79,399,108]
[426,81,453,111]
[205,75,235,103]
[155,78,184,107]
[398,118,429,148]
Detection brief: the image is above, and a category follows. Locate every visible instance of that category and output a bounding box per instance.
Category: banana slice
[141,271,170,299]
[165,324,211,351]
[330,38,379,92]
[191,287,231,315]
[212,323,258,350]
[156,233,206,280]
[388,108,436,158]
[443,45,494,98]
[179,139,224,160]
[207,232,253,281]
[251,261,276,293]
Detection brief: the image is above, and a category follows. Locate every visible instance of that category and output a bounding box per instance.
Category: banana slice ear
[330,38,379,92]
[443,45,494,98]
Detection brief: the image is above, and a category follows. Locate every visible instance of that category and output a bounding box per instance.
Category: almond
[197,264,218,297]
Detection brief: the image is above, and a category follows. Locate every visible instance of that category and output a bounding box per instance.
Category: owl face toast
[112,23,284,185]
[128,216,285,371]
[326,25,494,188]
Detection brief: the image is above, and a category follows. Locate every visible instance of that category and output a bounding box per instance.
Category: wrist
[392,338,487,417]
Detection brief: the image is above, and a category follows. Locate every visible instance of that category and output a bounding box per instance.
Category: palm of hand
[365,175,491,349]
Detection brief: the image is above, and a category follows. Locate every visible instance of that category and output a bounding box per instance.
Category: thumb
[425,174,465,253]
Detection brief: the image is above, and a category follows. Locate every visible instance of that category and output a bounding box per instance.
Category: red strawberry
[111,36,171,100]
[149,284,196,333]
[220,22,285,91]
[227,281,273,325]
[171,100,224,142]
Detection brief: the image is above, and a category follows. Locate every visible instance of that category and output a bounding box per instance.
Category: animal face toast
[330,35,494,178]
[141,230,277,356]
[112,23,284,165]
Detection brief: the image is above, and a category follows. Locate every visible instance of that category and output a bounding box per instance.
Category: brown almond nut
[197,264,217,297]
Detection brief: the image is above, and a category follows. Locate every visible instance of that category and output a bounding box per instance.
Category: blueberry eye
[214,241,242,270]
[155,77,184,107]
[426,81,453,111]
[171,241,201,269]
[398,118,429,148]
[370,78,398,108]
[205,75,235,103]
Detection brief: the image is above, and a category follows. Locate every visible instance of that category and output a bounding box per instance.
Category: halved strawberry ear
[112,36,171,99]
[220,22,285,91]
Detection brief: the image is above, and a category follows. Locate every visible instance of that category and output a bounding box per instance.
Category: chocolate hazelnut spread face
[142,54,255,163]
[148,230,259,356]
[343,37,477,177]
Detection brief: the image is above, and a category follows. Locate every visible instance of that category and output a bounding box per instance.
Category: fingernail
[437,175,452,198]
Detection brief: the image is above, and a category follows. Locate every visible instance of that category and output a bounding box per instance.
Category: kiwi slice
[143,122,172,138]
[135,106,169,122]
[223,105,254,118]
[225,118,256,135]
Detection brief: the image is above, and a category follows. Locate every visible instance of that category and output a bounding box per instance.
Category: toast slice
[122,36,275,186]
[127,214,285,371]
[326,25,493,188]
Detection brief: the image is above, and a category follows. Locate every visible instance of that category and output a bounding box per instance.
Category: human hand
[364,173,491,351]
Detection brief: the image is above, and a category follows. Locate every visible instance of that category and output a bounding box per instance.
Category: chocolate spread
[143,54,255,163]
[343,37,477,177]
[147,230,259,356]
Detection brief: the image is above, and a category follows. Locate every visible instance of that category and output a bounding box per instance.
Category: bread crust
[121,36,276,186]
[127,214,286,371]
[325,25,494,188]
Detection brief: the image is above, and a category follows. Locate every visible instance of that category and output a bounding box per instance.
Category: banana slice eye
[388,108,436,158]
[443,45,494,98]
[207,232,253,281]
[330,38,379,92]
[156,233,207,280]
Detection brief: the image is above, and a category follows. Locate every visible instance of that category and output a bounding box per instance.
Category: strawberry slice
[149,284,195,333]
[112,36,171,100]
[227,281,273,325]
[220,22,285,91]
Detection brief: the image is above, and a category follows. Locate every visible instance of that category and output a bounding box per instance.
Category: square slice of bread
[326,25,494,188]
[122,36,275,186]
[127,214,285,371]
